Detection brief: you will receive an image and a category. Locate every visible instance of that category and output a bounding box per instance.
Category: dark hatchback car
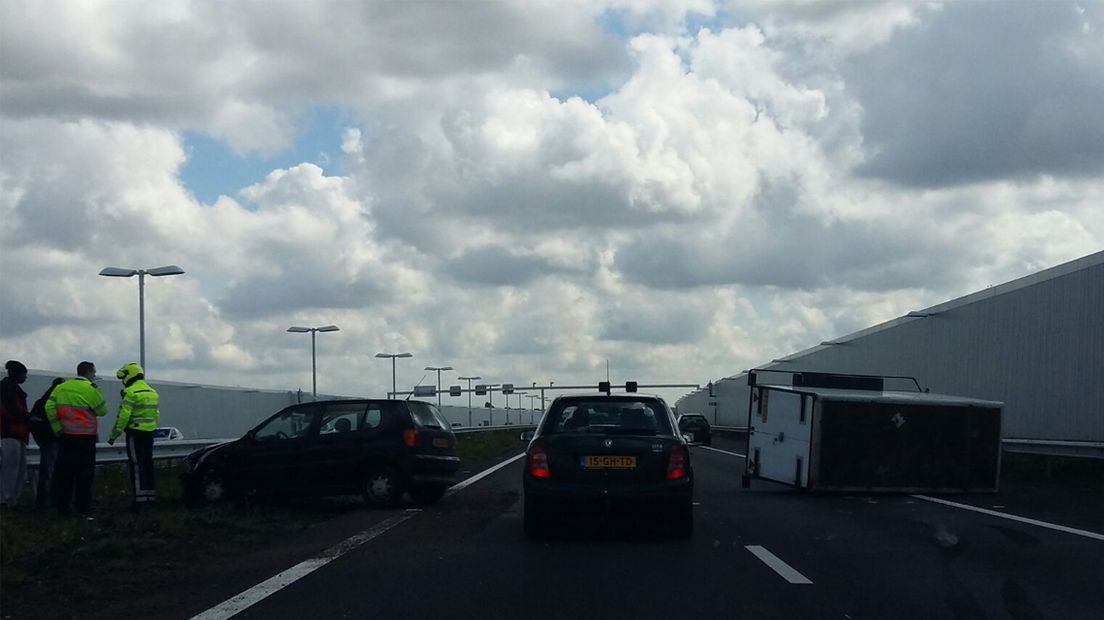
[521,393,693,538]
[677,413,712,446]
[182,399,459,508]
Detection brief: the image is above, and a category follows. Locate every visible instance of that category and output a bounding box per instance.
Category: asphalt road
[181,443,1104,620]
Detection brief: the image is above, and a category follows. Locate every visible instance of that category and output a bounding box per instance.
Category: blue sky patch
[180,106,353,205]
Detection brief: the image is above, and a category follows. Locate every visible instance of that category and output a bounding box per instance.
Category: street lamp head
[376,352,413,359]
[287,326,311,333]
[458,375,481,381]
[425,365,453,371]
[99,267,139,277]
[316,325,340,332]
[147,265,185,277]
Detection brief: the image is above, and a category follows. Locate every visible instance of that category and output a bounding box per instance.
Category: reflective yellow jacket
[110,379,160,441]
[45,378,108,436]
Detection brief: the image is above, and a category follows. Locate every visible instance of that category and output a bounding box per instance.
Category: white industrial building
[676,251,1104,459]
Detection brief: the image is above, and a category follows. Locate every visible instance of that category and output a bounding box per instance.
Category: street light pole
[458,375,480,427]
[287,325,340,399]
[99,265,185,370]
[375,352,413,399]
[425,365,453,407]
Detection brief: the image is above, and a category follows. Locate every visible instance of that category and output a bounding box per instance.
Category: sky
[1,0,1102,406]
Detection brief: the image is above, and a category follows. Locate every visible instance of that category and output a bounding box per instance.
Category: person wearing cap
[46,361,108,517]
[1,360,31,509]
[109,363,160,511]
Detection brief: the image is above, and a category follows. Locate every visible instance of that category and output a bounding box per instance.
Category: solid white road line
[698,445,746,459]
[191,511,418,620]
[745,545,813,584]
[445,452,526,497]
[746,542,816,582]
[192,452,527,619]
[912,495,1104,542]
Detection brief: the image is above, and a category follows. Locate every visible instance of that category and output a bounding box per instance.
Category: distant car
[677,414,712,446]
[181,399,460,507]
[152,427,184,442]
[521,392,693,538]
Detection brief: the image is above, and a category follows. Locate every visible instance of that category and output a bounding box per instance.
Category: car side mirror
[519,430,535,442]
[682,434,694,443]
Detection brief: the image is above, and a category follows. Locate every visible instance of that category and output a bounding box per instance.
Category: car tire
[672,500,693,539]
[523,496,546,539]
[363,465,402,509]
[197,466,229,505]
[409,484,448,505]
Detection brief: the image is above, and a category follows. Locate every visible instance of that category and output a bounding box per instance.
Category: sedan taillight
[666,444,689,480]
[403,429,419,448]
[528,442,550,479]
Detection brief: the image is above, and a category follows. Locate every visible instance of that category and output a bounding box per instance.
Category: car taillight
[403,429,419,448]
[528,442,550,479]
[666,445,689,480]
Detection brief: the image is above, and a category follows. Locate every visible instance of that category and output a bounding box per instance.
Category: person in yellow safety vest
[109,363,160,512]
[45,361,107,517]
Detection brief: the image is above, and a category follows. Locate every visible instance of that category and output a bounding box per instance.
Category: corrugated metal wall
[18,372,542,441]
[677,251,1104,443]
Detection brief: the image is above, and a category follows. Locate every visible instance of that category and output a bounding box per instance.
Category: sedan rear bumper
[524,474,692,503]
[402,453,461,485]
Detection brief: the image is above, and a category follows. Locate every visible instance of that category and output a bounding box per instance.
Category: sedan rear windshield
[542,398,673,436]
[407,402,449,429]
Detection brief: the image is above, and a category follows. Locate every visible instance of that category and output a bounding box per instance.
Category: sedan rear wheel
[363,465,402,509]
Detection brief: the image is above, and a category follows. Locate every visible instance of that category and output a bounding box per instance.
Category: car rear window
[407,402,449,429]
[680,415,708,424]
[542,398,673,436]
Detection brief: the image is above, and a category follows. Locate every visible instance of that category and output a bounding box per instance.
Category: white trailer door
[748,388,812,488]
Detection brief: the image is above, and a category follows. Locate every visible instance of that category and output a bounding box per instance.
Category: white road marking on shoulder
[191,453,525,619]
[445,452,526,496]
[190,512,415,620]
[697,445,746,459]
[745,545,813,584]
[912,495,1104,542]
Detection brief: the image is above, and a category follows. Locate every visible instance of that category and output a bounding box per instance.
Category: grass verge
[1,430,525,618]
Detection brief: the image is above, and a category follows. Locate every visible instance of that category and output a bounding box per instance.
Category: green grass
[455,428,528,463]
[1,430,526,614]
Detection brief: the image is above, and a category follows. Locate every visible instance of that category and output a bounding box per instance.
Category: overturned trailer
[742,370,1003,493]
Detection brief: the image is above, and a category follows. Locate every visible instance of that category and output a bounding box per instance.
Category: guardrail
[26,439,232,467]
[453,425,535,434]
[25,425,535,467]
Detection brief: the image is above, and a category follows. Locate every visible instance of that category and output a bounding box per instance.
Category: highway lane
[190,446,1104,620]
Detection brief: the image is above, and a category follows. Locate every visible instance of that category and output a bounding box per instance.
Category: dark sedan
[182,399,460,507]
[677,413,712,446]
[521,392,693,538]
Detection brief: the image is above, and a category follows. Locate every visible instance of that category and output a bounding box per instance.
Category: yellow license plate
[433,437,449,448]
[582,455,637,469]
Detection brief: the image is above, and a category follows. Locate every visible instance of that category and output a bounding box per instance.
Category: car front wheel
[363,465,402,509]
[196,466,229,505]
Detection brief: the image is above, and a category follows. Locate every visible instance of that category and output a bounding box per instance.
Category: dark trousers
[35,441,58,509]
[125,429,156,506]
[52,434,96,515]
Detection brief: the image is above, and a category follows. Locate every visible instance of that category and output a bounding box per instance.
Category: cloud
[2,1,1102,405]
[847,1,1104,187]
